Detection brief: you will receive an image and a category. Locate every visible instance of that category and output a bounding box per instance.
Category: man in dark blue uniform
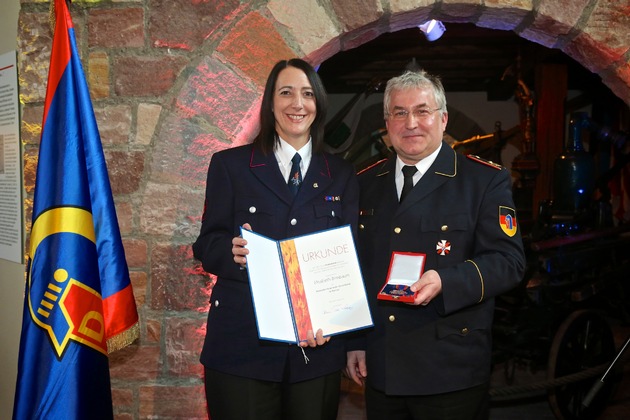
[345,69,526,420]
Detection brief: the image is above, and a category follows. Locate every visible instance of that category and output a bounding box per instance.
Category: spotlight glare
[418,20,445,42]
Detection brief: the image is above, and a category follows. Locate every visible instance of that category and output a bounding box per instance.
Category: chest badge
[436,239,451,256]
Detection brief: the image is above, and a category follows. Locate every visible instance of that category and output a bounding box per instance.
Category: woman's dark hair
[254,58,328,155]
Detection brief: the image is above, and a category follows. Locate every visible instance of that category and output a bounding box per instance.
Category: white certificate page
[289,226,372,337]
[243,226,372,343]
[242,229,295,342]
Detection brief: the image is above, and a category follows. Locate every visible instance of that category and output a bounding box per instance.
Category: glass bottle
[552,112,595,215]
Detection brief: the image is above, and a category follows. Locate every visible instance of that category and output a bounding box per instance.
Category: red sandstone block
[111,387,134,409]
[388,9,431,33]
[139,385,207,419]
[175,57,259,136]
[341,26,382,51]
[115,202,133,235]
[145,318,162,343]
[440,2,481,20]
[148,0,240,51]
[129,271,147,309]
[563,32,625,73]
[88,8,144,48]
[88,51,110,100]
[150,244,212,311]
[165,317,206,377]
[104,150,145,195]
[588,1,630,49]
[146,116,195,185]
[149,114,236,187]
[477,7,528,31]
[537,0,589,30]
[217,12,296,87]
[331,0,384,31]
[123,238,148,268]
[94,105,132,145]
[113,55,189,97]
[109,345,162,381]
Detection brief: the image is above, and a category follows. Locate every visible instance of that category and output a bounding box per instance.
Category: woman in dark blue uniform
[193,58,359,420]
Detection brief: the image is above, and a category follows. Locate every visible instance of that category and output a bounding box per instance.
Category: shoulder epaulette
[466,154,502,170]
[357,158,389,175]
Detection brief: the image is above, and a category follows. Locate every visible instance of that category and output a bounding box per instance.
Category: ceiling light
[418,20,445,42]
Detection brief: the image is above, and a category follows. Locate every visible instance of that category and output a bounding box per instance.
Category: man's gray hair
[383,70,447,119]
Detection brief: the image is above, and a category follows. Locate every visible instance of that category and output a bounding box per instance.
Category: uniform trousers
[365,381,490,420]
[204,367,341,420]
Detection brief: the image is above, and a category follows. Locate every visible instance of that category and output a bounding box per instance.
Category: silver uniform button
[214,300,220,307]
[290,218,297,225]
[331,210,335,217]
[249,206,256,213]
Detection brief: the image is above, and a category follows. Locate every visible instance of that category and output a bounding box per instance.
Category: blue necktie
[288,153,302,196]
[400,165,418,202]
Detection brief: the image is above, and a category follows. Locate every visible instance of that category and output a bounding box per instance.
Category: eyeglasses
[387,108,442,121]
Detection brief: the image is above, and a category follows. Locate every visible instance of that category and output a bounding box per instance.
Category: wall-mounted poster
[0,51,23,264]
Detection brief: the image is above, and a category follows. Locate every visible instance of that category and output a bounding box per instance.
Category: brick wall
[16,0,630,418]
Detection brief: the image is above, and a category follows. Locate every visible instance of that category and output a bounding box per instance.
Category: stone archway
[17,2,629,241]
[136,3,629,415]
[152,0,629,208]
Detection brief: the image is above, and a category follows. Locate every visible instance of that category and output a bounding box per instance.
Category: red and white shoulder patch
[357,158,389,175]
[466,154,502,170]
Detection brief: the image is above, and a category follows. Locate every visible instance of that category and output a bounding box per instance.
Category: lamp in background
[418,20,446,41]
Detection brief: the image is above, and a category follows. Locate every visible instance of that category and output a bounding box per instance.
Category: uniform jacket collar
[370,141,457,215]
[249,145,334,205]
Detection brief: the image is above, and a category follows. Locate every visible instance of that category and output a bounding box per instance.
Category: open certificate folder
[241,225,373,344]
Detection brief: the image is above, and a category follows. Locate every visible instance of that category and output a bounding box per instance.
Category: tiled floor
[338,323,630,419]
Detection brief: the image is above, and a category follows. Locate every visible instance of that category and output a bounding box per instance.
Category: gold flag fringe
[107,322,140,354]
[48,0,56,36]
[49,1,72,36]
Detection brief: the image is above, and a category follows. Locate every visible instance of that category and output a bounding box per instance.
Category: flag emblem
[28,207,108,357]
[499,206,518,237]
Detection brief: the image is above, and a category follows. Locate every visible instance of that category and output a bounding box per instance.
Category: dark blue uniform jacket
[193,143,359,383]
[356,141,525,395]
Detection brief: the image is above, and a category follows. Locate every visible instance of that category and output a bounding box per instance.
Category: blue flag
[13,1,139,418]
